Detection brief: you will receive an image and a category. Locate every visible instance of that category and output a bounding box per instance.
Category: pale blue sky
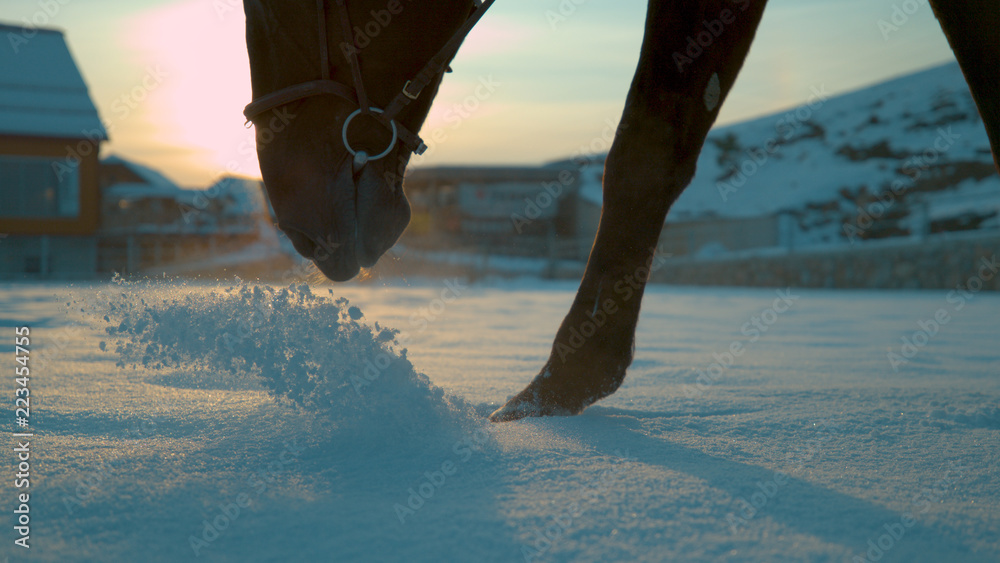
[3,0,955,186]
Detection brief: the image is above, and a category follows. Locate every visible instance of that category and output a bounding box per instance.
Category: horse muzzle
[276,154,409,282]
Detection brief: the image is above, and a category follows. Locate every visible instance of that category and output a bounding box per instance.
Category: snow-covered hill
[573,62,999,247]
[676,61,1000,244]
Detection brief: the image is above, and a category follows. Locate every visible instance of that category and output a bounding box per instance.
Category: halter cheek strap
[244,0,496,162]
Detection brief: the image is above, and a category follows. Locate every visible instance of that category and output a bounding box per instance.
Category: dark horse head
[244,0,488,280]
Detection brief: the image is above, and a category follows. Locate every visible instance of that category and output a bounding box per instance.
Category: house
[96,155,203,273]
[402,165,583,257]
[99,155,202,233]
[0,22,283,279]
[0,23,107,277]
[97,156,276,274]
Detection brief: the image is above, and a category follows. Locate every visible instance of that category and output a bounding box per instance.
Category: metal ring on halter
[341,108,398,161]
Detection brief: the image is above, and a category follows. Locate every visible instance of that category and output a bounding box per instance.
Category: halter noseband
[244,0,495,170]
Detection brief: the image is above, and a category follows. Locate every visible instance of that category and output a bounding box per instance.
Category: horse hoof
[488,380,580,422]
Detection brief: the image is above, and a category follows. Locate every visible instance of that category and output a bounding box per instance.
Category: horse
[242,0,1000,422]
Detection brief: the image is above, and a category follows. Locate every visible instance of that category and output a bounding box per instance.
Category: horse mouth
[280,225,359,282]
[275,157,410,282]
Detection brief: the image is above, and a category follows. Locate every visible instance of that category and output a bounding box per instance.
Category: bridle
[244,0,495,173]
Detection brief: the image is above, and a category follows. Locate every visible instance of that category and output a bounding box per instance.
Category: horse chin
[282,224,360,282]
[314,257,362,283]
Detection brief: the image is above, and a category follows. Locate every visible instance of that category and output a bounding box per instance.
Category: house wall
[575,199,600,243]
[0,135,101,235]
[403,167,581,247]
[0,234,97,278]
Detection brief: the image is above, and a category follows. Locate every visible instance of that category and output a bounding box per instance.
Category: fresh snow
[1,279,998,562]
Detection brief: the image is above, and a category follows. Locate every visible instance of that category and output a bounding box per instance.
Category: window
[0,155,80,219]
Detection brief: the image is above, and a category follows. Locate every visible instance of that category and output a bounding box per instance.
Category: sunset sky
[4,0,956,187]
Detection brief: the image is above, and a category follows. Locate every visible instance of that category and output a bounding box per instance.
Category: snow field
[0,279,997,562]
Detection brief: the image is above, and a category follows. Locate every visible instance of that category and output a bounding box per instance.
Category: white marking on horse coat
[704,73,721,111]
[593,281,603,316]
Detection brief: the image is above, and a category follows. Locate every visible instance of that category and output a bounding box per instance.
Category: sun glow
[127,0,260,184]
[109,0,957,182]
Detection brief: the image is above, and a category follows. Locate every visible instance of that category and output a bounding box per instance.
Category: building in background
[0,22,279,279]
[97,156,275,275]
[0,23,107,277]
[402,165,587,259]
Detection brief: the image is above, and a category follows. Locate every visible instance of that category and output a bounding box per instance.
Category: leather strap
[317,0,330,80]
[383,0,494,121]
[243,80,357,121]
[243,0,495,158]
[334,0,371,114]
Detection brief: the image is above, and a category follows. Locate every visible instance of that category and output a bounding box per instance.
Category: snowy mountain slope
[569,62,999,247]
[670,61,1000,243]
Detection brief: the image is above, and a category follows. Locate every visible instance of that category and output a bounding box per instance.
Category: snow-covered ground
[1,279,998,562]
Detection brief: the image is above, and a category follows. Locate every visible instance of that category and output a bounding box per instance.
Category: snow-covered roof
[575,163,603,206]
[101,155,193,202]
[103,154,180,190]
[0,22,107,140]
[207,176,269,216]
[104,183,200,205]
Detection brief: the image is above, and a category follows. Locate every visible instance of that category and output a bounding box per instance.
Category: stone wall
[651,231,1000,290]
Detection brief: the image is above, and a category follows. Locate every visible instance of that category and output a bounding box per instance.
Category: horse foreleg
[490,0,770,422]
[928,0,1000,173]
